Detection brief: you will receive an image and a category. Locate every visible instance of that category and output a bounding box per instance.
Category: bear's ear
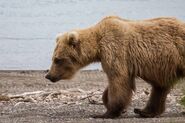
[68,31,80,48]
[56,33,63,43]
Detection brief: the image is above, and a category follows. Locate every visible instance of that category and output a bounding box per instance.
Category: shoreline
[0,69,103,73]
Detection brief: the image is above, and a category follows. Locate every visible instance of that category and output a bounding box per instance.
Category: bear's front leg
[102,87,127,114]
[93,76,133,118]
[102,87,108,109]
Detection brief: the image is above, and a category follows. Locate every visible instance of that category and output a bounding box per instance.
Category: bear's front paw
[91,112,121,119]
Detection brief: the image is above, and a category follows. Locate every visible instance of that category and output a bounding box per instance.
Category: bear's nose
[45,74,51,80]
[45,69,49,73]
[45,74,58,82]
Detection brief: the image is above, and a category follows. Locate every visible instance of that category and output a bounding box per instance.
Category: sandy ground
[0,70,185,123]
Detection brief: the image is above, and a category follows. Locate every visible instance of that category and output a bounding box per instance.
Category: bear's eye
[54,58,63,64]
[70,56,78,63]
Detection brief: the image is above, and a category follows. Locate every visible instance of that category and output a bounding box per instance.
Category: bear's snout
[45,73,59,83]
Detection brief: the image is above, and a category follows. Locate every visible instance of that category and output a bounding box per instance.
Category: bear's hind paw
[134,108,159,118]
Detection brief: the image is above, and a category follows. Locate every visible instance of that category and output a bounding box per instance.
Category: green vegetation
[180,95,185,106]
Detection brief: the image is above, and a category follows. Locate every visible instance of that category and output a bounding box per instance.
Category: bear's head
[45,31,83,82]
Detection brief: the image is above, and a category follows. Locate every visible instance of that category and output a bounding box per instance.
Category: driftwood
[0,89,103,105]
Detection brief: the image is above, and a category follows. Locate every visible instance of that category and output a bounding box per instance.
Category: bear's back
[100,16,184,29]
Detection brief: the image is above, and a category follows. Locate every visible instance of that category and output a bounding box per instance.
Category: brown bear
[45,16,185,118]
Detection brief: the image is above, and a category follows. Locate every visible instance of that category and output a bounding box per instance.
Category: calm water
[0,0,185,70]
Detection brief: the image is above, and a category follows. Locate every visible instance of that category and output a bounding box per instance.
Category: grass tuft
[180,96,185,106]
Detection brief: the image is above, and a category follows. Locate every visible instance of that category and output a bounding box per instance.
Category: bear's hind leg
[134,86,170,117]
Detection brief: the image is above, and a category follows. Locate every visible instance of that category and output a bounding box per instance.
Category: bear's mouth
[60,73,73,80]
[45,70,75,83]
[49,77,60,83]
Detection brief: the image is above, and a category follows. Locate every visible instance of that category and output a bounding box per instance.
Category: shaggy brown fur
[45,16,185,118]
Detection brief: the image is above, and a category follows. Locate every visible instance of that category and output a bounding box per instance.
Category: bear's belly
[130,44,181,85]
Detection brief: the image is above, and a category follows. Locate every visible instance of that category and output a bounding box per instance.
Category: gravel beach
[0,70,185,123]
